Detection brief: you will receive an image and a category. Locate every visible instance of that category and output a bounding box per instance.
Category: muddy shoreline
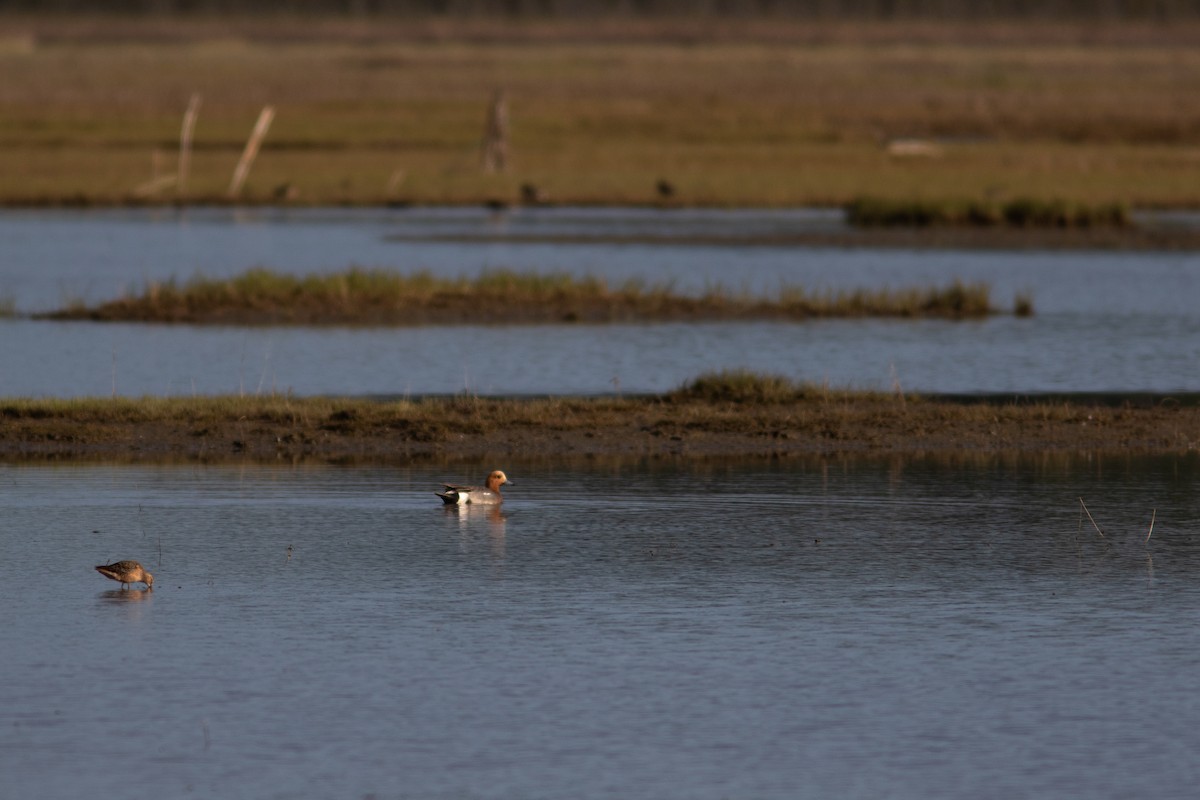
[393,219,1200,252]
[2,394,1196,464]
[11,200,1200,252]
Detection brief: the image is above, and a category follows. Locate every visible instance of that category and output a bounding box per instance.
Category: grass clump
[672,369,807,404]
[779,281,992,318]
[43,268,624,325]
[1001,198,1131,228]
[671,369,899,405]
[846,197,1131,229]
[40,268,1008,325]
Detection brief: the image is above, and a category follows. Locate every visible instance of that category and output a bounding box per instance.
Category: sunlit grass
[1,19,1200,208]
[38,268,1006,324]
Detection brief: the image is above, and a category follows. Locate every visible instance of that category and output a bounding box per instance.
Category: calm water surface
[1,207,1199,396]
[3,456,1200,799]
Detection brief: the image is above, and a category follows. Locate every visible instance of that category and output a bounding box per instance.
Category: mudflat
[1,394,1195,463]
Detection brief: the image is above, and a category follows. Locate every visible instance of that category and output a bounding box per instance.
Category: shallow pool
[2,455,1198,798]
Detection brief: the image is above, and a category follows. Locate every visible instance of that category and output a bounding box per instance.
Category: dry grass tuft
[672,369,806,404]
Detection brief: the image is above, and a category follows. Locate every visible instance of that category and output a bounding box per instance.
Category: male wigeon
[436,470,513,505]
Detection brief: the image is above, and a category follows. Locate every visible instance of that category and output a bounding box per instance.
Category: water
[5,209,1196,798]
[3,456,1200,799]
[1,207,1199,397]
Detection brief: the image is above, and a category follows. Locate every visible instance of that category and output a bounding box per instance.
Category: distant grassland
[38,268,1013,324]
[1,17,1199,208]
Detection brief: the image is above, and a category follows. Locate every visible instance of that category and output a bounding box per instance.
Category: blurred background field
[0,7,1198,208]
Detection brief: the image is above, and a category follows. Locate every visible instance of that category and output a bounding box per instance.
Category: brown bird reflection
[98,588,153,602]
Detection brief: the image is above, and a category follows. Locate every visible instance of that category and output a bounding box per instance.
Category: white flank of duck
[437,470,513,505]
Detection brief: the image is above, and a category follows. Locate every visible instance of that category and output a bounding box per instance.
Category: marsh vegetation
[38,268,1013,324]
[1,17,1198,209]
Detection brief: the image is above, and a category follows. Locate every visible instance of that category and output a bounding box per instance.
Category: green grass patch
[670,369,905,405]
[672,370,809,404]
[37,268,1008,324]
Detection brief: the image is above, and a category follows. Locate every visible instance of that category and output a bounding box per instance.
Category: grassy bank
[1,17,1199,208]
[0,373,1195,461]
[39,268,1012,324]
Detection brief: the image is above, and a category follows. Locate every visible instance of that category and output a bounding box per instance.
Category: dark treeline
[4,0,1200,20]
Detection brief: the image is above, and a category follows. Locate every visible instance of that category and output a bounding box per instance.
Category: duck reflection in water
[445,503,508,560]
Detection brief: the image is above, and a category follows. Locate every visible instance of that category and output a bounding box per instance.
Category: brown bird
[95,560,154,590]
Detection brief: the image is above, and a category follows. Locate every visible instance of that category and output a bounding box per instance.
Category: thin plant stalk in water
[1078,497,1104,538]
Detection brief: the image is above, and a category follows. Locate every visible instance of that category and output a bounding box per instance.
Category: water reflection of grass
[38,268,1006,324]
[847,197,1132,228]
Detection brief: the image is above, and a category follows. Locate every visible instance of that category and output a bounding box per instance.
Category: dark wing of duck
[437,483,473,503]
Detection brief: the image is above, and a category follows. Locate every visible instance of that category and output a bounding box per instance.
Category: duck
[95,560,154,590]
[437,469,513,505]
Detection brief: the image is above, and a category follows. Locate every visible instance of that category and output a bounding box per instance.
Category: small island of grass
[39,268,1026,326]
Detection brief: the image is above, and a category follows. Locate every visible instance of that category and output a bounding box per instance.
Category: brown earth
[2,395,1196,463]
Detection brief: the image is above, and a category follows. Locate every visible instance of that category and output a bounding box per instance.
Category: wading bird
[95,560,154,590]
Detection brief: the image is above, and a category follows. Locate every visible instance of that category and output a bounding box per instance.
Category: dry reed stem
[178,93,201,199]
[1145,508,1156,544]
[1078,497,1105,538]
[228,105,275,198]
